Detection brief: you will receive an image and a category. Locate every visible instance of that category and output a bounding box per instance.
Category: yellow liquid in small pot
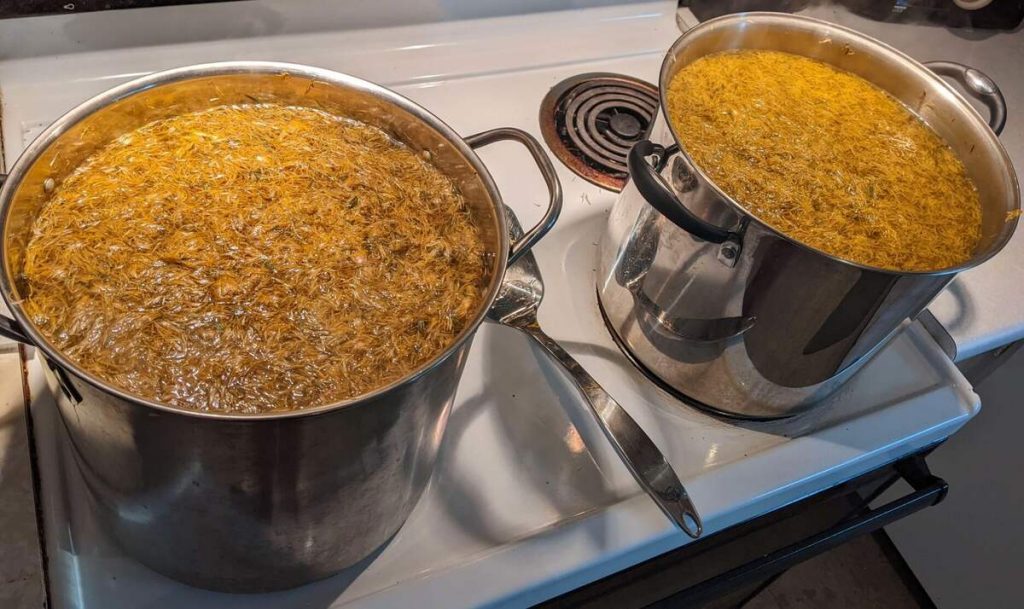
[666,50,982,272]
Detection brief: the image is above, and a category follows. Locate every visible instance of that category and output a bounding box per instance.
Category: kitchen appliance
[489,211,702,538]
[0,2,1017,607]
[598,12,1020,419]
[538,73,659,192]
[0,61,561,591]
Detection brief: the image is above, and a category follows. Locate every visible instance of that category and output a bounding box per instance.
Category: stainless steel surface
[465,128,563,265]
[917,309,958,361]
[598,13,1020,419]
[924,61,1007,135]
[488,209,701,538]
[839,11,1024,361]
[0,62,562,591]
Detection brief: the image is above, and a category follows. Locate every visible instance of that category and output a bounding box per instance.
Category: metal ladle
[487,209,703,538]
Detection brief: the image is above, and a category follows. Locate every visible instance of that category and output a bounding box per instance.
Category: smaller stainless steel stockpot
[598,13,1019,419]
[0,62,562,591]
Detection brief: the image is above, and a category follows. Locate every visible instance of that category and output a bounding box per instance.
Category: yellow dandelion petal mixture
[666,50,982,272]
[22,104,487,413]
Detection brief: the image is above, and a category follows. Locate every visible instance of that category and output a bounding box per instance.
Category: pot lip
[656,11,1021,278]
[0,60,509,421]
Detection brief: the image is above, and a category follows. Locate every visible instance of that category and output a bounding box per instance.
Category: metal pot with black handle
[0,62,561,591]
[598,13,1019,419]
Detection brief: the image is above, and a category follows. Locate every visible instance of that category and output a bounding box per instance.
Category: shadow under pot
[597,13,1019,420]
[0,62,561,592]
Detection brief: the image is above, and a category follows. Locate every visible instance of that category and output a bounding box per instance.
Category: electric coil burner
[539,73,658,191]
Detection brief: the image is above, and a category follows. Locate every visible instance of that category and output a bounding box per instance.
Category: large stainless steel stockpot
[598,13,1019,419]
[0,62,561,591]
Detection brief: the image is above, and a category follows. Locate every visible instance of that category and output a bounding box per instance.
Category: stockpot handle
[465,128,563,265]
[0,315,31,344]
[628,140,739,244]
[0,173,33,345]
[925,61,1007,135]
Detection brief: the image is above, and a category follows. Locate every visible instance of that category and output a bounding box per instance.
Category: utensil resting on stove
[488,209,702,538]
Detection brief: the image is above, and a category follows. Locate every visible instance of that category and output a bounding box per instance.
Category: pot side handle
[465,128,563,265]
[628,140,740,245]
[0,315,31,344]
[925,61,1007,136]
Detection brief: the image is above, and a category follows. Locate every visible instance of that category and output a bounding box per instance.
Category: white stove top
[0,2,983,607]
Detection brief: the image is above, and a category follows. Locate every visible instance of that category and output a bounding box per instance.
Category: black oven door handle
[673,456,947,605]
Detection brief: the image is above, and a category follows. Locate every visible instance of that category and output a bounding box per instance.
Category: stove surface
[539,72,659,191]
[0,2,982,607]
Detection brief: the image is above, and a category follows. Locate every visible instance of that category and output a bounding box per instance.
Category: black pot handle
[0,315,31,344]
[925,61,1007,135]
[662,454,947,605]
[628,140,736,244]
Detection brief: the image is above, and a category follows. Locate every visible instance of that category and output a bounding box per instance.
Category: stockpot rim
[0,61,514,421]
[656,11,1021,278]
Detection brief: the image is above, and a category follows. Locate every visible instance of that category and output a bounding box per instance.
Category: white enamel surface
[0,2,982,608]
[0,2,678,161]
[0,0,646,61]
[28,294,979,609]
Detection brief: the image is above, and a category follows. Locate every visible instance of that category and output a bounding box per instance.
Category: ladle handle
[465,128,563,265]
[519,320,703,538]
[925,61,1007,135]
